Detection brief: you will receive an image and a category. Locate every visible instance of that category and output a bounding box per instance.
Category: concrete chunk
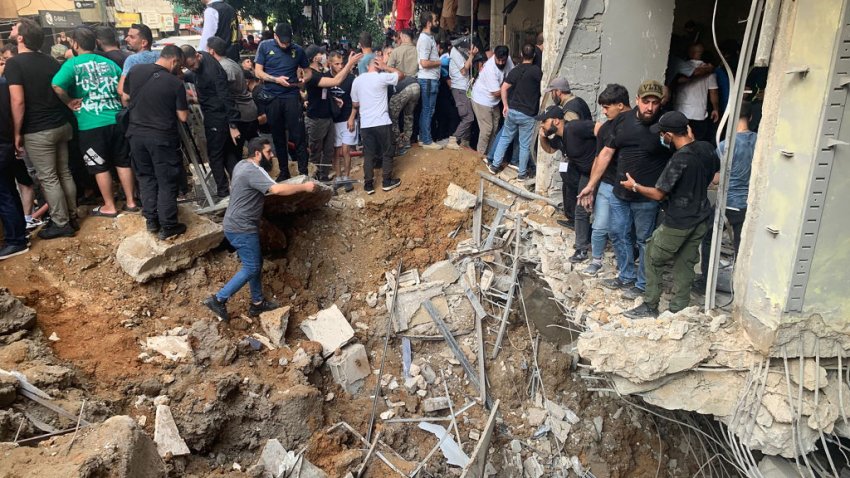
[422,260,461,285]
[327,343,370,394]
[423,397,451,413]
[116,206,223,283]
[299,305,354,357]
[444,183,477,211]
[0,288,36,336]
[154,404,190,458]
[259,306,291,347]
[256,438,328,478]
[389,282,444,333]
[146,336,192,361]
[263,176,334,216]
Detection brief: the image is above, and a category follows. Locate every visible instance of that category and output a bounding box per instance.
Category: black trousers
[574,174,592,252]
[689,118,715,144]
[266,95,307,180]
[205,122,238,197]
[223,120,260,180]
[130,135,181,229]
[560,166,581,221]
[361,125,393,183]
[0,143,26,247]
[700,207,747,277]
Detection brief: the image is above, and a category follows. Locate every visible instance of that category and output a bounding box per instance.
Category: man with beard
[124,45,189,240]
[621,111,719,318]
[445,38,478,150]
[578,80,671,299]
[417,11,443,150]
[471,46,512,156]
[118,23,158,99]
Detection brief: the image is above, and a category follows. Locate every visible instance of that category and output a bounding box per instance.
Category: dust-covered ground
[0,146,705,477]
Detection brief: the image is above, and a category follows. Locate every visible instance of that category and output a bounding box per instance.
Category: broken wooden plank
[472,178,484,247]
[460,399,500,478]
[423,300,493,409]
[491,218,521,360]
[478,172,559,207]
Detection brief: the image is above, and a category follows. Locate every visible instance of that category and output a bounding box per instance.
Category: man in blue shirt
[697,101,756,287]
[253,23,309,181]
[118,23,159,99]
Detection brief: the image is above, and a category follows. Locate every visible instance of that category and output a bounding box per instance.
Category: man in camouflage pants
[389,78,420,156]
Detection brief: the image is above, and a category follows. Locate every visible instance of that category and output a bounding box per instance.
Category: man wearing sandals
[52,27,138,218]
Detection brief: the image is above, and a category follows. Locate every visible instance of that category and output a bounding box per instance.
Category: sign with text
[114,11,141,28]
[39,10,83,28]
[74,0,96,9]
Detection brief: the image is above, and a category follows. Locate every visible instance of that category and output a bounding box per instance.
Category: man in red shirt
[393,0,415,32]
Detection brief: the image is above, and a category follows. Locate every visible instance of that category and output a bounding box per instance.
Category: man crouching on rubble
[620,111,719,319]
[203,138,316,321]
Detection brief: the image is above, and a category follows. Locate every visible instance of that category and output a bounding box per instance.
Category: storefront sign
[140,11,163,30]
[74,1,96,9]
[39,10,83,28]
[114,11,141,28]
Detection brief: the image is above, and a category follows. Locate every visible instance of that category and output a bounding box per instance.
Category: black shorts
[12,158,33,187]
[78,124,130,174]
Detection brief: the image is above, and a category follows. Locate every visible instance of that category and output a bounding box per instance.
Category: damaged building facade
[542,0,850,471]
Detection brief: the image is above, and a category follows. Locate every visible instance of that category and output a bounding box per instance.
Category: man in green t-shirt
[52,27,138,218]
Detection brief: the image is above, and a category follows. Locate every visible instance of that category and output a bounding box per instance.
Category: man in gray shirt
[203,138,316,321]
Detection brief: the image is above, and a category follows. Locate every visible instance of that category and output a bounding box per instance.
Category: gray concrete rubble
[0,288,36,341]
[327,343,370,394]
[249,438,328,478]
[444,183,477,211]
[263,175,334,217]
[154,404,191,458]
[145,327,192,361]
[299,305,355,357]
[116,205,224,283]
[259,306,291,348]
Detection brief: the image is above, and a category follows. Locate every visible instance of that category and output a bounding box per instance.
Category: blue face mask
[659,134,671,149]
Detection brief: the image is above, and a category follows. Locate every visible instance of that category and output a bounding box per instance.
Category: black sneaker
[622,286,644,300]
[0,244,29,261]
[364,180,375,195]
[146,218,161,233]
[569,249,589,263]
[487,163,501,175]
[556,219,575,230]
[602,277,634,290]
[202,295,230,321]
[344,181,354,193]
[624,303,658,319]
[158,223,187,240]
[69,217,80,231]
[37,222,75,240]
[248,298,281,317]
[382,178,402,192]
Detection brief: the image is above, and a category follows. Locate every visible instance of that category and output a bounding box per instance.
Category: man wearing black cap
[302,45,362,181]
[537,105,597,263]
[254,23,309,180]
[620,111,719,318]
[577,80,671,299]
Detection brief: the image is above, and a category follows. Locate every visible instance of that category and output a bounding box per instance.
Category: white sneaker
[446,136,461,150]
[421,142,444,150]
[25,218,43,230]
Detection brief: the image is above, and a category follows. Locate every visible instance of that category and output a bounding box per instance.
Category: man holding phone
[254,23,309,180]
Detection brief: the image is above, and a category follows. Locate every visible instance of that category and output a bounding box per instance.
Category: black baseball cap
[305,44,327,61]
[275,23,293,43]
[535,105,565,121]
[650,111,689,135]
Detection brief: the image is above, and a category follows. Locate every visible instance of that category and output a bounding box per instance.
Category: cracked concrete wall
[734,0,848,354]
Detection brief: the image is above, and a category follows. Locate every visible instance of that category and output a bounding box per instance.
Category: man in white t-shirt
[417,11,443,150]
[350,53,403,194]
[446,40,478,150]
[471,46,513,155]
[673,42,720,142]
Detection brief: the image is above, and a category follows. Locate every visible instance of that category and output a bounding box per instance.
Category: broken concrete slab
[154,405,191,458]
[146,335,192,361]
[444,183,477,211]
[327,343,370,394]
[263,175,334,216]
[259,306,291,348]
[787,358,829,391]
[254,438,328,478]
[0,288,36,337]
[423,397,451,413]
[116,206,224,283]
[299,305,354,357]
[389,282,444,333]
[422,260,461,285]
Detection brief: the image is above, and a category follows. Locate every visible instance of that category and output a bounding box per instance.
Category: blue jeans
[418,79,439,144]
[492,109,535,175]
[609,195,659,290]
[487,124,520,166]
[216,232,264,304]
[590,182,614,260]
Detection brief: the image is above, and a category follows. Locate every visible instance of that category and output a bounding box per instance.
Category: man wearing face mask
[620,111,719,318]
[123,45,190,240]
[254,23,310,181]
[302,45,362,181]
[577,80,671,299]
[538,105,597,263]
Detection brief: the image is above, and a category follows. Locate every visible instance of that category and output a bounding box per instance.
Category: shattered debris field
[1,147,719,477]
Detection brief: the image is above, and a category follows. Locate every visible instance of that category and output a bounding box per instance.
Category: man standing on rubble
[124,45,189,240]
[203,137,317,321]
[620,111,719,318]
[577,80,671,299]
[182,44,241,199]
[254,23,309,181]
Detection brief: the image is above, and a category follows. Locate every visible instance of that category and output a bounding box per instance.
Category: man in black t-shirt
[620,111,719,318]
[583,84,631,277]
[329,51,358,191]
[94,26,129,69]
[302,45,361,181]
[124,45,190,240]
[6,19,77,240]
[0,76,28,259]
[538,105,596,263]
[488,44,542,180]
[578,80,671,298]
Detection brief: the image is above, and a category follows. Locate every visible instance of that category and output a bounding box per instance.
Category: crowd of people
[0,2,755,318]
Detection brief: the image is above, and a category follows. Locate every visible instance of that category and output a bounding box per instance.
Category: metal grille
[786,3,850,312]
